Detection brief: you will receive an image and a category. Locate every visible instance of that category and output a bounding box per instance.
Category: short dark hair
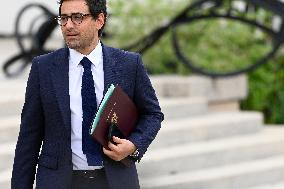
[58,0,107,37]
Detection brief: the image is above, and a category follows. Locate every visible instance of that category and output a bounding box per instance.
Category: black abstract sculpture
[3,0,284,77]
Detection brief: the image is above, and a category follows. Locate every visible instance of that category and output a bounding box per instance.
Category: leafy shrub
[107,0,284,124]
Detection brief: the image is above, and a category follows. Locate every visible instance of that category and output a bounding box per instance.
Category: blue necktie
[81,57,103,166]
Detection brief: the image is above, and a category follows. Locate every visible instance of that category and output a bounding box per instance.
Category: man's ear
[95,13,105,30]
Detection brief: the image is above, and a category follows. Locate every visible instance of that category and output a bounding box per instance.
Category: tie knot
[81,57,92,70]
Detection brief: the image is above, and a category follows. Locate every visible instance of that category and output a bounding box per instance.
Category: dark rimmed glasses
[56,13,92,26]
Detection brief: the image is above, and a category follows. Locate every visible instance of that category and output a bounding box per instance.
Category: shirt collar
[69,41,103,68]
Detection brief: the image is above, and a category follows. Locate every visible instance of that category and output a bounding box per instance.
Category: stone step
[159,97,208,119]
[0,181,9,189]
[151,75,247,103]
[138,127,284,178]
[0,141,16,182]
[0,92,208,120]
[0,77,27,91]
[0,169,12,186]
[0,141,16,155]
[245,183,284,189]
[0,95,23,117]
[151,111,263,148]
[0,127,19,144]
[0,77,26,117]
[0,116,20,143]
[140,155,284,189]
[2,73,247,105]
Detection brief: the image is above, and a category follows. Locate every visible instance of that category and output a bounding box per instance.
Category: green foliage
[173,19,272,74]
[106,0,191,73]
[106,0,284,124]
[241,53,284,124]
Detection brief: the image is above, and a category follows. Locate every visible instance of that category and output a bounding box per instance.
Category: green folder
[90,84,115,135]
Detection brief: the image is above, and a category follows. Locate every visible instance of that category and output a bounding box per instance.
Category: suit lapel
[102,45,118,95]
[49,45,117,131]
[50,48,71,131]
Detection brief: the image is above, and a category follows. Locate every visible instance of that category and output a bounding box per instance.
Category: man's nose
[64,18,75,28]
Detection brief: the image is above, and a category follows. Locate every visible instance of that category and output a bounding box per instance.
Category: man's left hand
[103,136,136,161]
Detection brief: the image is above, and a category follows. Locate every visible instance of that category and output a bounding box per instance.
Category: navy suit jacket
[11,45,164,189]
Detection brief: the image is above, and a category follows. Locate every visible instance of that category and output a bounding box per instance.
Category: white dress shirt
[69,42,104,170]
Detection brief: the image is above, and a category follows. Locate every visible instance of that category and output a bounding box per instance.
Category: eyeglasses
[56,13,92,26]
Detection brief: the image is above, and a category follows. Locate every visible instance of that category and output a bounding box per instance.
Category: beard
[65,40,81,50]
[63,33,97,54]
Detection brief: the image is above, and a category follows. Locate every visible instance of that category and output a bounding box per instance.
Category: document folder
[90,84,139,148]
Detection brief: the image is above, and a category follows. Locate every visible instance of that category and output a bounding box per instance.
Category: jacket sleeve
[11,58,44,189]
[128,54,164,161]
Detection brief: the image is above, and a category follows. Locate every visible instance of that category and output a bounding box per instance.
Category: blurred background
[1,0,284,188]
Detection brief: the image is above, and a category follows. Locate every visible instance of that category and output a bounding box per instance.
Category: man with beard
[11,0,164,188]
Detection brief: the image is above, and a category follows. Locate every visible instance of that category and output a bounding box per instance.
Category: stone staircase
[137,75,284,189]
[0,39,284,188]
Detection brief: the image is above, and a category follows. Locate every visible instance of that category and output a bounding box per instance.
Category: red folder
[91,85,139,148]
